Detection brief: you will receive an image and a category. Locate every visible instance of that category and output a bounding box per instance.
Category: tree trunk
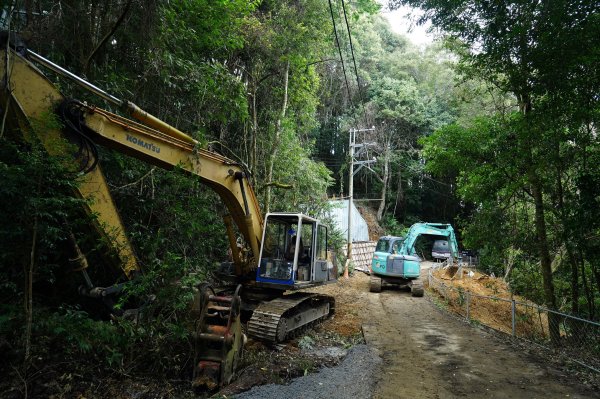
[250,84,258,178]
[83,0,133,73]
[519,92,559,343]
[567,249,579,315]
[393,162,403,217]
[580,257,594,318]
[264,60,289,214]
[376,143,390,221]
[593,261,600,293]
[528,166,560,344]
[591,261,600,320]
[24,0,33,28]
[504,246,517,281]
[24,208,38,369]
[548,134,582,316]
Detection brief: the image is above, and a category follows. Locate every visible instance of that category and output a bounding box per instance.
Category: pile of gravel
[234,344,381,399]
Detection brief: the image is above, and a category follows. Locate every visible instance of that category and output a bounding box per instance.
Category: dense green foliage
[1,0,381,391]
[0,125,86,302]
[2,0,599,394]
[392,0,600,323]
[314,12,476,227]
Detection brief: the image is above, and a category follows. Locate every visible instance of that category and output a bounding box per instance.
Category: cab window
[316,225,327,261]
[391,239,403,254]
[375,239,390,253]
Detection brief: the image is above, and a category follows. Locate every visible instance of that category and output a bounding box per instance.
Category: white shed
[327,200,370,242]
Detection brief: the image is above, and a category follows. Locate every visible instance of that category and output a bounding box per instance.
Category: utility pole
[345,128,355,279]
[345,126,375,278]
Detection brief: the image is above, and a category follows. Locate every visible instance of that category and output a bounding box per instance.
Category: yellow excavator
[0,34,337,390]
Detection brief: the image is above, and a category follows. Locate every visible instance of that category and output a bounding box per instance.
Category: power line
[340,0,369,127]
[327,0,353,107]
[421,185,456,200]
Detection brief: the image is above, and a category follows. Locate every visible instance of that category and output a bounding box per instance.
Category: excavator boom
[1,46,262,278]
[401,222,460,261]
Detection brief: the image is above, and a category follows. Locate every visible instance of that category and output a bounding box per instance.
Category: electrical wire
[397,159,453,187]
[340,0,369,127]
[327,0,353,107]
[333,2,452,195]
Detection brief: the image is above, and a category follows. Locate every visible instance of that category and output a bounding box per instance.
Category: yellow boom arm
[1,47,263,278]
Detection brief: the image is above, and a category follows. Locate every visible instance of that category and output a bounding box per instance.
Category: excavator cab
[256,213,335,288]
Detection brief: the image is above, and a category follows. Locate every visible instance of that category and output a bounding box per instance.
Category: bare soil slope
[357,206,385,241]
[430,267,550,337]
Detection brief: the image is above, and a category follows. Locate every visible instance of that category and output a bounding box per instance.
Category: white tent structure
[327,200,370,242]
[327,200,375,273]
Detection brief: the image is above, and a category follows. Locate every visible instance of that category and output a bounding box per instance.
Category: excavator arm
[0,45,263,279]
[401,222,460,261]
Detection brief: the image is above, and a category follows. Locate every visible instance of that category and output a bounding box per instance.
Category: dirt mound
[310,272,371,337]
[431,267,549,338]
[357,206,385,241]
[435,268,516,301]
[437,268,512,298]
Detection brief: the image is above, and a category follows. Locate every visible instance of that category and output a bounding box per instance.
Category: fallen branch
[263,181,294,189]
[84,0,133,72]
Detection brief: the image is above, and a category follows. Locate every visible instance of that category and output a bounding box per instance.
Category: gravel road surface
[234,344,381,399]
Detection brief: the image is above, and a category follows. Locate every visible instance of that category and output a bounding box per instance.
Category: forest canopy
[1,0,599,394]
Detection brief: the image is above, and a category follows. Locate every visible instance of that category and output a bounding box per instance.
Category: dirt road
[360,263,598,399]
[225,264,598,398]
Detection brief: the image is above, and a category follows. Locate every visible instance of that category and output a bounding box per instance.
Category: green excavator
[370,223,459,295]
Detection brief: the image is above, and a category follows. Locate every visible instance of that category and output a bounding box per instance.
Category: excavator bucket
[192,284,244,391]
[445,265,459,278]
